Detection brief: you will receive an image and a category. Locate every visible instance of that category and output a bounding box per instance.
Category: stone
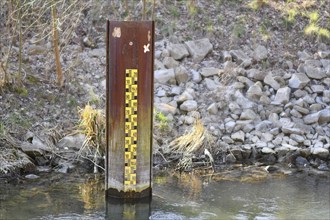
[288,73,310,89]
[200,67,220,77]
[256,120,273,132]
[175,91,194,103]
[261,147,275,154]
[293,105,309,115]
[231,130,245,142]
[235,90,255,109]
[222,136,234,144]
[225,121,236,133]
[191,70,202,83]
[154,59,165,70]
[290,134,305,143]
[174,66,190,84]
[247,84,263,100]
[57,134,86,150]
[180,100,198,112]
[154,69,176,84]
[311,85,324,93]
[240,109,258,120]
[237,76,254,87]
[185,38,213,63]
[303,112,320,124]
[319,109,330,124]
[230,50,251,66]
[184,116,195,124]
[163,57,179,69]
[323,90,330,103]
[264,73,280,90]
[311,148,329,159]
[247,69,265,81]
[304,66,326,79]
[204,78,218,90]
[169,86,182,96]
[282,127,302,135]
[156,103,177,115]
[253,45,268,61]
[88,48,105,58]
[295,156,310,169]
[168,43,189,60]
[274,87,291,104]
[226,154,236,163]
[231,146,243,160]
[298,50,312,61]
[28,45,47,55]
[25,174,40,179]
[207,103,218,115]
[261,133,274,142]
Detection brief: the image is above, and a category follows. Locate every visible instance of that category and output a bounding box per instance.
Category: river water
[0,170,329,220]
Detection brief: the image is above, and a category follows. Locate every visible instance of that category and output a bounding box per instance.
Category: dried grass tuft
[77,104,105,172]
[169,119,215,170]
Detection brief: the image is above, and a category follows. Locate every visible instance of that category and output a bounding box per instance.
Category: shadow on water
[0,170,329,220]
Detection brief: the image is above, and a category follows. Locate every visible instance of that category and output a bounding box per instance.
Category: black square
[133,140,137,144]
[125,163,128,166]
[133,155,136,159]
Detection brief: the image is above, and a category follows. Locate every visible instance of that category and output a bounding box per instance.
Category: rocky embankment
[153,38,330,171]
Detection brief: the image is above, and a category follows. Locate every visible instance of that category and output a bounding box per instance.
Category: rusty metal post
[106,21,154,199]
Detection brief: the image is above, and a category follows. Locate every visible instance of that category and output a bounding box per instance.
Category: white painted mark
[129,41,133,46]
[148,31,151,42]
[144,43,150,53]
[112,27,121,38]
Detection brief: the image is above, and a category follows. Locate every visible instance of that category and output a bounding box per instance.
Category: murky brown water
[0,171,329,220]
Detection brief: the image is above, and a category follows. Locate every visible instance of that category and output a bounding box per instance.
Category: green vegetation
[155,110,169,132]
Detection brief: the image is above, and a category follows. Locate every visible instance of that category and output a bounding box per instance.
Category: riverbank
[1,0,329,180]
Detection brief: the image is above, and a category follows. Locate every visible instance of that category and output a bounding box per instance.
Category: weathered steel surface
[106,21,154,198]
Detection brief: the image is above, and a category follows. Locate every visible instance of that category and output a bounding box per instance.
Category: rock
[288,73,310,89]
[230,50,252,66]
[168,43,189,60]
[223,51,232,61]
[253,45,268,61]
[191,70,202,83]
[261,147,275,154]
[264,73,280,90]
[304,66,326,79]
[226,154,236,163]
[185,38,213,63]
[169,86,182,96]
[28,45,47,55]
[235,90,255,109]
[240,109,258,120]
[290,134,305,143]
[247,84,263,100]
[319,109,330,124]
[207,103,218,115]
[274,87,291,104]
[200,67,220,77]
[174,66,190,84]
[311,85,324,93]
[154,59,165,70]
[163,57,179,69]
[231,146,243,160]
[311,148,329,159]
[237,76,254,87]
[247,69,265,81]
[282,127,303,135]
[298,50,312,61]
[180,100,198,112]
[88,48,105,58]
[57,134,86,151]
[293,105,309,115]
[25,174,40,180]
[156,103,177,115]
[295,156,309,169]
[225,121,236,133]
[154,69,176,84]
[231,131,245,142]
[318,163,330,171]
[184,116,195,124]
[256,120,273,132]
[303,112,320,124]
[204,78,218,90]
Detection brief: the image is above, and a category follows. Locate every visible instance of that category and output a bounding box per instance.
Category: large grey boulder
[311,148,329,159]
[168,43,189,60]
[155,69,176,84]
[185,38,213,63]
[57,134,86,150]
[288,73,310,89]
[319,108,330,124]
[304,66,326,79]
[231,130,245,142]
[247,84,263,100]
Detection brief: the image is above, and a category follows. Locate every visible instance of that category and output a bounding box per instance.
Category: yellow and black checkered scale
[124,69,138,190]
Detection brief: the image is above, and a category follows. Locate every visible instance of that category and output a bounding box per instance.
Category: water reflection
[0,171,329,220]
[106,196,151,220]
